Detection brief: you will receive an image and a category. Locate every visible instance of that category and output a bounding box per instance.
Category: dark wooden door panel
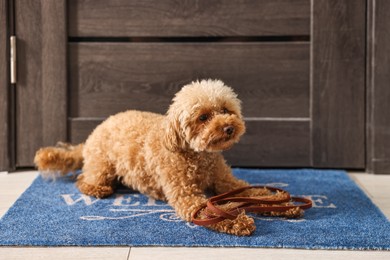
[69,43,310,118]
[15,0,43,166]
[15,0,67,166]
[68,0,310,37]
[69,42,310,167]
[69,118,310,167]
[312,0,365,168]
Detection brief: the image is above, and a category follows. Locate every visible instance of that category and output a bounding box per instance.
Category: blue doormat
[0,169,389,250]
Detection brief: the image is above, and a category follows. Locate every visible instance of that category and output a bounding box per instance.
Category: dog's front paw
[210,212,256,236]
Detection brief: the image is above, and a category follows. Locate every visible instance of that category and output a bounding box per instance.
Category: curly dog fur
[35,79,300,236]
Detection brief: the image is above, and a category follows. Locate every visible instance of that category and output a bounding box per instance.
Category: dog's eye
[199,114,209,122]
[222,108,229,114]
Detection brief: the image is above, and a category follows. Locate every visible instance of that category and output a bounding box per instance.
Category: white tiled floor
[0,171,389,260]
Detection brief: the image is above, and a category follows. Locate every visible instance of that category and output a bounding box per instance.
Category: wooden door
[7,0,367,171]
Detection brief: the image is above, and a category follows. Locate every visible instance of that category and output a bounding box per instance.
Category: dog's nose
[224,126,235,135]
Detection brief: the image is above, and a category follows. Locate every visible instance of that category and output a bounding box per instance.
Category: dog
[35,79,299,236]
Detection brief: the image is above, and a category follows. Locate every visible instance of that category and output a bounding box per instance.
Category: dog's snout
[224,126,235,135]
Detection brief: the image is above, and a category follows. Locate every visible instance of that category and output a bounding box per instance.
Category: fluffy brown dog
[35,79,296,236]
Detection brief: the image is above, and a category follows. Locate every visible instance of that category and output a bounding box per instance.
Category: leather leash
[192,186,312,226]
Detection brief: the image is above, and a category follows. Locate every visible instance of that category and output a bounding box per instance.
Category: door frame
[0,0,12,171]
[366,0,390,174]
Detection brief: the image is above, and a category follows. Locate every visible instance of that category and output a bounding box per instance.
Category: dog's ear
[163,113,186,152]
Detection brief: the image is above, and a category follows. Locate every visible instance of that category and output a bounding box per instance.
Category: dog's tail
[34,142,84,178]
